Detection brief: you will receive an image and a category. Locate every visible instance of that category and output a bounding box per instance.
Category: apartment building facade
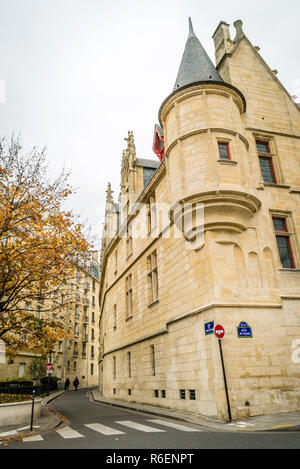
[0,252,100,388]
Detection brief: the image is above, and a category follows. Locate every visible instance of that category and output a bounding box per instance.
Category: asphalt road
[2,388,300,450]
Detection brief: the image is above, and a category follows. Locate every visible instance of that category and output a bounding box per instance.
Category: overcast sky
[0,0,299,248]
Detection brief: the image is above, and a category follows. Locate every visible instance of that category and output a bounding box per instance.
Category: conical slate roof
[173,18,224,91]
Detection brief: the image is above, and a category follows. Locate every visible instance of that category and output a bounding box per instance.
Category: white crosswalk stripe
[56,426,85,439]
[84,423,125,436]
[147,419,202,432]
[20,418,205,442]
[115,420,166,432]
[23,435,44,442]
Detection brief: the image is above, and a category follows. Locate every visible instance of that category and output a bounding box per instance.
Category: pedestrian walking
[64,378,70,390]
[73,377,79,391]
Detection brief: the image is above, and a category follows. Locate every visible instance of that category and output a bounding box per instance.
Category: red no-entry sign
[46,363,54,372]
[214,324,225,340]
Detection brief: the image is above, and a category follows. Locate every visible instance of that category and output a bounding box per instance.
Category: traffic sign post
[46,354,53,397]
[214,324,232,422]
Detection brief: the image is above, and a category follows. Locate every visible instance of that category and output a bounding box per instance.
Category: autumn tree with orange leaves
[0,136,91,359]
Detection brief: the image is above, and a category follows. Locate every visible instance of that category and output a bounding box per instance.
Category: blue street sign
[237,322,253,338]
[205,321,214,336]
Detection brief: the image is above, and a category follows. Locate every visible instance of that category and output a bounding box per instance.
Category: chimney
[212,21,232,66]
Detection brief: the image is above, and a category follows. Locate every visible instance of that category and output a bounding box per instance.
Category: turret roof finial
[173,18,224,91]
[188,17,195,38]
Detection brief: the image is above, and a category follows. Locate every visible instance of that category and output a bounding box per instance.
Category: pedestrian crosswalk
[22,419,203,442]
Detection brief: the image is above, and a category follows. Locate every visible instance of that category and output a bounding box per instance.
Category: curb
[90,391,227,431]
[0,390,67,445]
[90,391,300,433]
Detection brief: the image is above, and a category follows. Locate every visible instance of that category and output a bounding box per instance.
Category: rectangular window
[161,390,166,398]
[126,274,133,318]
[18,363,25,378]
[91,363,94,376]
[256,141,270,153]
[189,390,196,400]
[148,251,159,303]
[74,361,77,370]
[151,345,155,376]
[126,222,133,257]
[113,356,116,379]
[114,250,118,274]
[91,345,94,358]
[74,323,79,337]
[113,304,117,329]
[154,390,159,398]
[179,389,186,400]
[259,157,276,183]
[218,142,230,160]
[256,140,277,184]
[127,351,131,378]
[147,194,157,233]
[273,217,295,268]
[128,389,131,396]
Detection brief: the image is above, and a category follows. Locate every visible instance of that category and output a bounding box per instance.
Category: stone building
[0,252,101,388]
[98,19,300,421]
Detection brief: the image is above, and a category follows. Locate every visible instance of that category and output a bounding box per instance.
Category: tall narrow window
[272,217,295,268]
[113,304,117,329]
[126,222,133,257]
[151,345,155,376]
[127,351,131,378]
[257,141,277,184]
[18,363,25,378]
[113,356,116,379]
[218,142,230,160]
[148,250,159,303]
[126,274,133,318]
[114,250,118,274]
[147,194,157,233]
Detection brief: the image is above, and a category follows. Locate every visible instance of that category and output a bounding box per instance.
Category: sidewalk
[91,389,300,432]
[0,390,66,445]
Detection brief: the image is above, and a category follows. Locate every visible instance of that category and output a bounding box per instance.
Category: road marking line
[56,426,85,439]
[115,420,166,433]
[23,435,44,442]
[272,424,294,429]
[147,419,202,432]
[84,423,125,436]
